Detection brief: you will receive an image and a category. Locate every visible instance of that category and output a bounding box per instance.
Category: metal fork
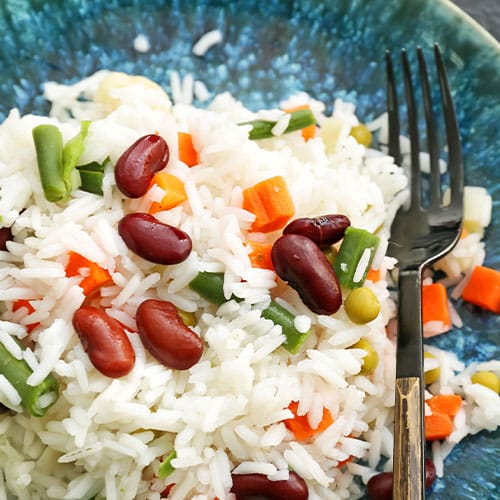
[385,45,463,499]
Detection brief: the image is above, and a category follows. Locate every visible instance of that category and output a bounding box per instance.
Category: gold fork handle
[393,376,425,499]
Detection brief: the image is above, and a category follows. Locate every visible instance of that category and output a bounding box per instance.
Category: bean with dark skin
[283,214,351,248]
[0,227,13,251]
[271,233,342,315]
[72,306,135,378]
[366,459,437,499]
[118,212,192,265]
[115,134,169,198]
[230,472,308,500]
[136,299,203,370]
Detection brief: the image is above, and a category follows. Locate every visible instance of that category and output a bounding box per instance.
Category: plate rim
[438,0,500,51]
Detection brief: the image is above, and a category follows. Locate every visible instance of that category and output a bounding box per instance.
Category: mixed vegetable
[0,73,498,500]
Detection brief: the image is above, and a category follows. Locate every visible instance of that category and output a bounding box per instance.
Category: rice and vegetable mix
[0,70,498,500]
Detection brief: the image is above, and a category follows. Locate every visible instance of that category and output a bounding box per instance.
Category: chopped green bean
[261,301,311,354]
[188,271,230,306]
[62,120,91,186]
[77,159,108,195]
[239,109,316,140]
[0,340,59,417]
[188,271,311,353]
[158,450,177,479]
[33,121,92,202]
[77,169,103,195]
[333,227,380,288]
[32,124,66,202]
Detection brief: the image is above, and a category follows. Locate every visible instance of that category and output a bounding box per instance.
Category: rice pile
[0,71,498,500]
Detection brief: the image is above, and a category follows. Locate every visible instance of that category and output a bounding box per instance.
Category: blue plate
[0,0,498,497]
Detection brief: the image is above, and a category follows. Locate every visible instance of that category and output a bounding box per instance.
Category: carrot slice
[283,401,333,441]
[242,176,295,233]
[177,132,199,167]
[65,251,112,296]
[283,104,316,141]
[247,240,274,270]
[12,299,40,333]
[366,267,381,283]
[337,455,354,468]
[461,265,500,313]
[425,411,453,441]
[422,282,451,327]
[426,394,462,418]
[149,172,187,213]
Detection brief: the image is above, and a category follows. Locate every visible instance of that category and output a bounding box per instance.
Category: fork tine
[434,44,464,209]
[402,49,421,207]
[417,48,441,208]
[385,50,402,165]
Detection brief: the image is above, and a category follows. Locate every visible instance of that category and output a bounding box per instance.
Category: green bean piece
[239,109,316,140]
[32,124,66,202]
[188,271,230,306]
[76,159,107,196]
[188,271,311,353]
[158,450,177,479]
[261,301,311,354]
[333,227,380,288]
[62,120,91,184]
[0,341,59,417]
[77,169,103,195]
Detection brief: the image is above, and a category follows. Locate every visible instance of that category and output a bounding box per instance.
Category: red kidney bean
[72,306,135,378]
[366,472,392,500]
[118,212,192,265]
[366,459,437,499]
[424,459,437,490]
[136,299,203,370]
[283,214,350,248]
[271,233,342,315]
[115,134,169,198]
[0,227,13,251]
[230,472,308,500]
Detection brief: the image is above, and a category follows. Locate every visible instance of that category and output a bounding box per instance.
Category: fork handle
[394,376,424,499]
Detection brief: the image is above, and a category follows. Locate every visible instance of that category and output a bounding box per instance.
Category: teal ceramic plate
[0,0,498,497]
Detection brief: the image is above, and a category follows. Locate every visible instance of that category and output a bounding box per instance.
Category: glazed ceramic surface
[0,0,498,497]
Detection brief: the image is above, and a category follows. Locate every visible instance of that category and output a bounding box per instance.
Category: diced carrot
[148,172,187,214]
[283,104,316,141]
[426,394,462,418]
[12,299,40,333]
[65,251,112,296]
[12,299,35,315]
[461,265,500,313]
[337,455,354,468]
[283,401,333,441]
[459,227,469,240]
[366,267,381,283]
[242,176,295,233]
[422,282,451,327]
[424,411,453,441]
[177,131,199,167]
[247,240,274,270]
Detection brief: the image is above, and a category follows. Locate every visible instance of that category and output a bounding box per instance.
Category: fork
[385,45,463,499]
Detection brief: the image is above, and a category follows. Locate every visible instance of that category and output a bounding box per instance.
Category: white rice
[133,34,151,53]
[192,30,223,57]
[0,70,497,500]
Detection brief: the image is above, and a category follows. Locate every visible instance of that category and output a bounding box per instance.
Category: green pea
[471,371,500,394]
[349,123,372,147]
[350,338,379,376]
[344,287,380,324]
[424,351,441,385]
